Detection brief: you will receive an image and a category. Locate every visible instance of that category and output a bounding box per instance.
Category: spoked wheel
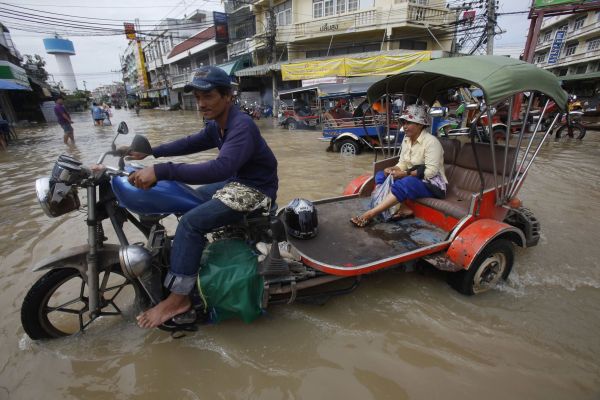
[336,139,361,156]
[449,239,514,295]
[21,264,145,340]
[287,120,297,131]
[555,123,586,141]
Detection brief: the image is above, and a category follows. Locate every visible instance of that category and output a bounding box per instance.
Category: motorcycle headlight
[35,177,80,218]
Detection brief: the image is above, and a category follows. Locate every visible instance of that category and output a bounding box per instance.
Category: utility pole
[486,0,496,55]
[268,1,278,117]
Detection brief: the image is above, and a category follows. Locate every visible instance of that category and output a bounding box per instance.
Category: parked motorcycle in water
[22,122,352,340]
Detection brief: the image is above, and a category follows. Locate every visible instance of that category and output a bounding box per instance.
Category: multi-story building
[0,22,30,123]
[166,25,231,110]
[120,39,144,103]
[143,11,209,107]
[533,11,600,77]
[231,0,454,108]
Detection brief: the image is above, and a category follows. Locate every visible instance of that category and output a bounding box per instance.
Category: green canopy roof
[367,55,568,111]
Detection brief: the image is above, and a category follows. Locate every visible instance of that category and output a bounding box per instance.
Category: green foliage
[22,54,49,83]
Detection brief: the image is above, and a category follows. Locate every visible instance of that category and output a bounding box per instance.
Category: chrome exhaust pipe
[119,245,162,305]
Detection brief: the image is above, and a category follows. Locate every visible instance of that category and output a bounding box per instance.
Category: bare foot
[391,206,414,220]
[350,210,376,227]
[136,293,191,329]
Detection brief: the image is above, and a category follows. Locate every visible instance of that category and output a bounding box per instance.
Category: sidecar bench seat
[415,142,516,219]
[439,137,461,180]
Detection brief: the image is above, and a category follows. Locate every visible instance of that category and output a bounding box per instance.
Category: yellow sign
[281,58,346,81]
[281,51,431,81]
[136,39,149,90]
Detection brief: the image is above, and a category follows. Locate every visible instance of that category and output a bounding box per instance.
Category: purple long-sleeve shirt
[152,105,278,200]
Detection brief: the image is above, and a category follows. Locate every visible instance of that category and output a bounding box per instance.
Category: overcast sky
[6,0,530,91]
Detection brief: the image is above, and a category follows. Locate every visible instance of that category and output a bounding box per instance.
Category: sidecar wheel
[448,239,514,296]
[21,265,144,340]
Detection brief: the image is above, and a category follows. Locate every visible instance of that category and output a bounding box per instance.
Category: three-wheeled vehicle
[320,55,565,294]
[22,56,566,340]
[277,86,321,130]
[319,80,403,155]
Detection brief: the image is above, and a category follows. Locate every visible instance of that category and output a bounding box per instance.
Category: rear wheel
[555,123,586,141]
[335,139,361,156]
[21,264,145,340]
[449,239,514,295]
[287,119,297,131]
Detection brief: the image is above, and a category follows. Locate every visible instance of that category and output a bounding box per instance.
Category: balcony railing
[293,6,451,39]
[294,9,378,38]
[537,46,600,67]
[171,73,187,89]
[407,4,452,25]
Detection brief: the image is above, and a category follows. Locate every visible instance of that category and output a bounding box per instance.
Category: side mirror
[130,134,152,155]
[117,121,129,135]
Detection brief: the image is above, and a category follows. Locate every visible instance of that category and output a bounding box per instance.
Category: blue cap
[184,66,231,93]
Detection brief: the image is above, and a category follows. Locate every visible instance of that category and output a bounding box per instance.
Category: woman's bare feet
[391,205,414,220]
[350,210,376,228]
[136,293,192,329]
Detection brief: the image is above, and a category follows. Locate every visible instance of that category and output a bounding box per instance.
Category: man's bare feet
[136,293,191,329]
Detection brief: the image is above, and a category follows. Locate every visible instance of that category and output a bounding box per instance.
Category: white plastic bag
[369,174,395,221]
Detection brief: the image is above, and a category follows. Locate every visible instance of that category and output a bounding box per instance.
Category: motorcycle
[22,122,357,340]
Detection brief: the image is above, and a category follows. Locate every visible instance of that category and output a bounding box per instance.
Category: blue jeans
[374,171,433,202]
[165,181,245,295]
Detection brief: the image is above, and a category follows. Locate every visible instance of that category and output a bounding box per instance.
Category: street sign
[124,23,136,40]
[534,0,581,8]
[548,29,567,64]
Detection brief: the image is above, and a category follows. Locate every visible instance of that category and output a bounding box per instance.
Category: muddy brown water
[0,109,599,399]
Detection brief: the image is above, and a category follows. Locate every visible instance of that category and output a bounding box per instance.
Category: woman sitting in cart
[350,104,447,227]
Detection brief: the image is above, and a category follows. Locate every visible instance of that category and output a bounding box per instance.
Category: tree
[22,54,49,83]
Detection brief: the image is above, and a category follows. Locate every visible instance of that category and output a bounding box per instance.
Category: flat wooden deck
[286,197,449,271]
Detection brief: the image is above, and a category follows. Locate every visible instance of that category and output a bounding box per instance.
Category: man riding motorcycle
[126,66,279,329]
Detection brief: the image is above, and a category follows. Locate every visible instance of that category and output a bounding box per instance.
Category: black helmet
[284,198,318,239]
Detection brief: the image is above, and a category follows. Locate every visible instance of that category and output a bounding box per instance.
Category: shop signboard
[548,29,567,64]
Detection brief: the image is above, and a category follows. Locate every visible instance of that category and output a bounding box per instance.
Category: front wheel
[555,123,586,141]
[21,265,145,340]
[448,239,514,295]
[335,139,361,156]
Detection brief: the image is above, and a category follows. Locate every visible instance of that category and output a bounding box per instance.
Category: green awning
[367,55,568,111]
[217,57,252,76]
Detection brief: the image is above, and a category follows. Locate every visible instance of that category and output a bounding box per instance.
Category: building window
[564,43,577,56]
[337,0,346,14]
[274,0,292,26]
[588,37,600,51]
[558,24,568,32]
[573,17,585,31]
[313,1,323,18]
[543,31,551,42]
[348,0,358,12]
[536,52,547,63]
[324,0,334,16]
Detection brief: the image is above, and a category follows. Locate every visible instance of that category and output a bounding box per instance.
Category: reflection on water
[1,109,599,399]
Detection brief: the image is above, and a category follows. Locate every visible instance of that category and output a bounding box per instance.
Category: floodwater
[0,108,599,399]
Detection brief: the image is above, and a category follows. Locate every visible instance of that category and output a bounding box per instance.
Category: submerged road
[0,108,599,399]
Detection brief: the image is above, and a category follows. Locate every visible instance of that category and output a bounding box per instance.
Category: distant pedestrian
[91,102,104,126]
[134,102,140,116]
[102,103,112,126]
[54,96,74,145]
